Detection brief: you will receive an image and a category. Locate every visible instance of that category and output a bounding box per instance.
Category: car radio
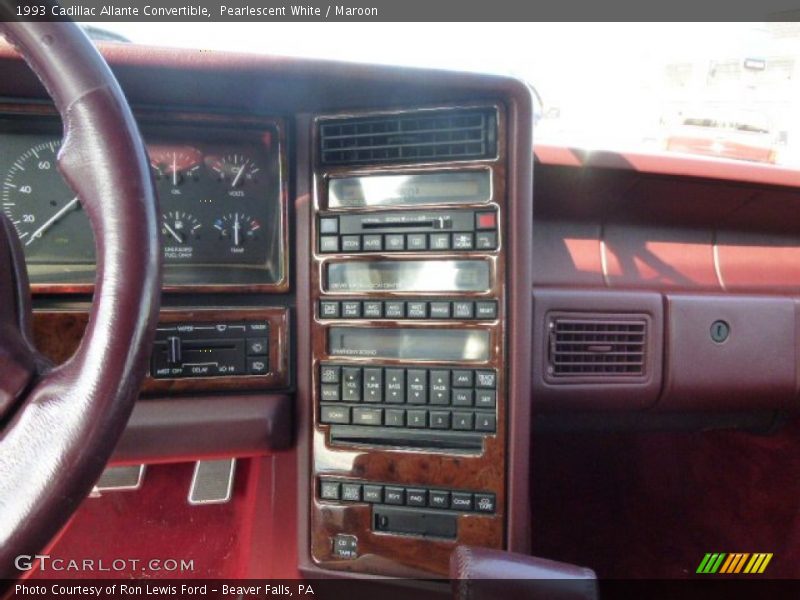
[309,104,508,576]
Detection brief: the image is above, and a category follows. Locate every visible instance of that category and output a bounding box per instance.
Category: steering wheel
[0,19,160,577]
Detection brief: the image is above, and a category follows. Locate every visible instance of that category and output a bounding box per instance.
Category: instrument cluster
[0,115,285,288]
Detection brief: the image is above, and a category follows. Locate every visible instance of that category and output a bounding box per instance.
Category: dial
[213,212,262,255]
[1,140,93,263]
[208,153,260,191]
[162,211,202,261]
[150,146,202,192]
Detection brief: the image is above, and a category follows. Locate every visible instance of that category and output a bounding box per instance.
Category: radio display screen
[328,170,491,208]
[325,260,490,293]
[328,327,491,362]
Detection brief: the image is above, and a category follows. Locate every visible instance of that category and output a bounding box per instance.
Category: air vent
[548,315,647,379]
[319,108,497,166]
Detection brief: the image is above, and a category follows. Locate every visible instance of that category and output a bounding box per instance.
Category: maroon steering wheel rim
[0,17,161,578]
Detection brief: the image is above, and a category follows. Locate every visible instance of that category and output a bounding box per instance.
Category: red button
[476,212,497,229]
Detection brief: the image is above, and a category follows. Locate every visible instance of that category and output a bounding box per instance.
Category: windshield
[92,22,800,167]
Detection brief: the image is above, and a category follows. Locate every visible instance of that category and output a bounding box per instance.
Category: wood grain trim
[31,308,291,393]
[0,102,290,295]
[308,103,509,576]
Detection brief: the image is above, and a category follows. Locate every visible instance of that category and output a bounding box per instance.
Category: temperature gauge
[214,212,261,255]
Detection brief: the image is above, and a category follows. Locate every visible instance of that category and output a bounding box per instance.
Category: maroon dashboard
[1,40,797,581]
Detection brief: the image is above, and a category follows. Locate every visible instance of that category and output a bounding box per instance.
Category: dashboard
[0,107,287,290]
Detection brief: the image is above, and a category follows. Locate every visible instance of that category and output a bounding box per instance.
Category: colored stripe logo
[697,552,772,574]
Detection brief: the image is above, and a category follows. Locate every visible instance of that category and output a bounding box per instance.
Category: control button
[384,409,406,427]
[320,301,341,319]
[319,217,339,234]
[341,235,362,252]
[353,407,383,426]
[476,211,497,230]
[320,236,339,253]
[384,487,405,505]
[453,412,475,430]
[453,301,475,319]
[452,232,475,250]
[407,370,428,404]
[430,411,451,429]
[320,365,341,384]
[476,370,497,388]
[362,235,383,251]
[476,232,498,250]
[321,406,350,424]
[429,490,451,509]
[320,480,340,500]
[430,370,451,405]
[363,301,383,319]
[248,357,268,375]
[385,234,405,251]
[429,302,452,319]
[429,233,451,250]
[452,370,474,388]
[246,321,269,334]
[332,534,358,559]
[342,368,362,402]
[363,368,383,403]
[475,301,498,319]
[363,485,384,503]
[475,493,496,513]
[452,389,474,406]
[406,301,427,319]
[475,390,497,408]
[384,301,405,319]
[341,301,362,318]
[341,483,362,502]
[247,337,268,356]
[475,414,497,432]
[406,489,428,507]
[407,410,428,428]
[320,384,341,402]
[407,233,428,250]
[451,492,474,511]
[385,369,406,403]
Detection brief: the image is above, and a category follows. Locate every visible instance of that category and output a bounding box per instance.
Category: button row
[320,365,497,405]
[320,231,498,254]
[319,479,496,514]
[320,299,498,320]
[319,406,496,432]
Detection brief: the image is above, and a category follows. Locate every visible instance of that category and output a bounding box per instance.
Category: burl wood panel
[308,103,509,577]
[32,308,290,393]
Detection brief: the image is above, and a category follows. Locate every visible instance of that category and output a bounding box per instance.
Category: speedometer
[1,140,94,264]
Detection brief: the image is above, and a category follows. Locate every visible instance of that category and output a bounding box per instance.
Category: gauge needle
[25,196,79,247]
[172,153,178,187]
[163,222,183,244]
[230,160,248,188]
[233,213,241,246]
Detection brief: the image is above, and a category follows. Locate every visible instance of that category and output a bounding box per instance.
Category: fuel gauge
[162,211,201,261]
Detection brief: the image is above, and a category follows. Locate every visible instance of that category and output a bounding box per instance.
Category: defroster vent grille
[319,108,497,166]
[548,316,647,378]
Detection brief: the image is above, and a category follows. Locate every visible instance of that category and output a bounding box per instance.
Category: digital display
[325,260,490,293]
[328,327,491,361]
[328,170,491,208]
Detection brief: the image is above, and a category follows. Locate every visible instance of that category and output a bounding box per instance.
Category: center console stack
[309,105,512,575]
